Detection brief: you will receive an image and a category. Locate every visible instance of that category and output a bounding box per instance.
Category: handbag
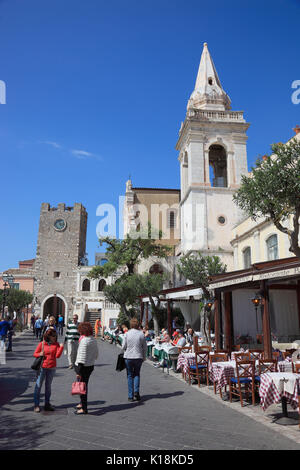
[116,353,126,372]
[31,341,45,371]
[71,378,86,395]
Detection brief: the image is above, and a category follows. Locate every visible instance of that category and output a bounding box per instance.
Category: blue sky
[0,0,299,271]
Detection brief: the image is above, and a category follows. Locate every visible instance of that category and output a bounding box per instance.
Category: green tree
[134,272,165,335]
[4,289,33,330]
[177,252,226,343]
[89,225,172,327]
[102,275,140,316]
[88,224,172,278]
[233,139,300,258]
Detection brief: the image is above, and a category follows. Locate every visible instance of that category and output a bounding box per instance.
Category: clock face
[54,218,66,231]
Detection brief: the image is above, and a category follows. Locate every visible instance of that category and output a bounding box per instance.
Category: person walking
[34,317,44,340]
[74,322,98,415]
[6,316,16,352]
[58,314,64,336]
[30,314,36,334]
[122,318,147,402]
[94,318,101,338]
[65,314,80,369]
[42,315,57,336]
[33,329,64,413]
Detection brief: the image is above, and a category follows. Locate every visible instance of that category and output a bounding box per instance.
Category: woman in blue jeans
[33,329,64,412]
[122,318,147,402]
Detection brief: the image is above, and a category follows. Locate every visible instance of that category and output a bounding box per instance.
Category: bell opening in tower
[209,144,228,188]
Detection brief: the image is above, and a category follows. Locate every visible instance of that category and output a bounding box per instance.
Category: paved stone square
[0,330,300,450]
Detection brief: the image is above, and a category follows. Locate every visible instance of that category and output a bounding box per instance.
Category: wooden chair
[209,353,229,397]
[254,358,278,393]
[193,336,200,352]
[229,359,255,407]
[198,345,212,352]
[187,351,209,388]
[233,352,250,362]
[178,346,192,380]
[249,349,264,360]
[215,349,230,356]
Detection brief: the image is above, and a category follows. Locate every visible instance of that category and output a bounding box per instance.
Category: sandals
[74,409,88,415]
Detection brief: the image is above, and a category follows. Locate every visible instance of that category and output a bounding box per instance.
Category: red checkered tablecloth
[259,372,300,411]
[176,353,196,375]
[210,361,236,391]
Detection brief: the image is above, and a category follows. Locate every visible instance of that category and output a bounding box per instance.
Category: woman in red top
[33,329,64,413]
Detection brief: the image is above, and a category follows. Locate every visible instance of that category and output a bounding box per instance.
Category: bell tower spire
[177,43,250,270]
[187,42,231,111]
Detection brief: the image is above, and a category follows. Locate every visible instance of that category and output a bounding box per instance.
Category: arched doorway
[42,295,66,321]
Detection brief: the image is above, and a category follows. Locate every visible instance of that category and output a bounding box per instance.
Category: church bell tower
[177,43,250,269]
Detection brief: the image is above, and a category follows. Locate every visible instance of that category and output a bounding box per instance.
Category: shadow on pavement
[88,391,185,416]
[0,414,55,450]
[0,368,36,407]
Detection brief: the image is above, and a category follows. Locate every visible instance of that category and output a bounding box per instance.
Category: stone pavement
[0,330,300,450]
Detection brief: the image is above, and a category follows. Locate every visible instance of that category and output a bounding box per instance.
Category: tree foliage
[88,225,172,333]
[177,252,226,344]
[233,139,300,258]
[88,224,172,278]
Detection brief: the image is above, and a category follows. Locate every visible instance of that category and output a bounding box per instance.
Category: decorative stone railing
[187,109,245,122]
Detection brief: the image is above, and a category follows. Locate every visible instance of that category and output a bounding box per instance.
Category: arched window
[266,234,278,261]
[98,279,106,291]
[243,247,251,269]
[82,279,90,291]
[167,209,177,229]
[209,144,227,187]
[149,264,164,275]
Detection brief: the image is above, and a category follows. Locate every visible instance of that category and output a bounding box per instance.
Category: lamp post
[204,298,214,343]
[2,273,15,318]
[251,293,262,334]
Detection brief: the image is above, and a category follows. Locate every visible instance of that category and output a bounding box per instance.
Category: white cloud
[71,149,101,160]
[40,140,62,149]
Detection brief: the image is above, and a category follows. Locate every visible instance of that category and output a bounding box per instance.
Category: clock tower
[33,202,88,321]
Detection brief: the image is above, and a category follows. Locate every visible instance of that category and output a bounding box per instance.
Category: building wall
[123,182,180,253]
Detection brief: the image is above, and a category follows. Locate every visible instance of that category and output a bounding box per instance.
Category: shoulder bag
[31,341,45,371]
[116,352,126,372]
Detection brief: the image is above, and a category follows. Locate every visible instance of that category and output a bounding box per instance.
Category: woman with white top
[74,322,98,415]
[122,318,147,402]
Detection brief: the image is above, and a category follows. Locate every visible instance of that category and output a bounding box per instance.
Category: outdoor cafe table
[153,343,179,371]
[176,353,236,392]
[259,372,300,424]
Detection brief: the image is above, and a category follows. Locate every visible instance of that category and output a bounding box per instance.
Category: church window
[243,247,251,269]
[266,235,278,261]
[82,279,90,291]
[209,144,228,188]
[54,272,61,279]
[208,77,213,85]
[98,279,106,291]
[167,209,177,229]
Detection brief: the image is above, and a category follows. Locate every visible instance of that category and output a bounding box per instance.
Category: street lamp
[251,293,262,333]
[2,273,14,318]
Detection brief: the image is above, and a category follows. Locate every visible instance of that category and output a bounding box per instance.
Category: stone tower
[33,203,88,321]
[176,43,250,270]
